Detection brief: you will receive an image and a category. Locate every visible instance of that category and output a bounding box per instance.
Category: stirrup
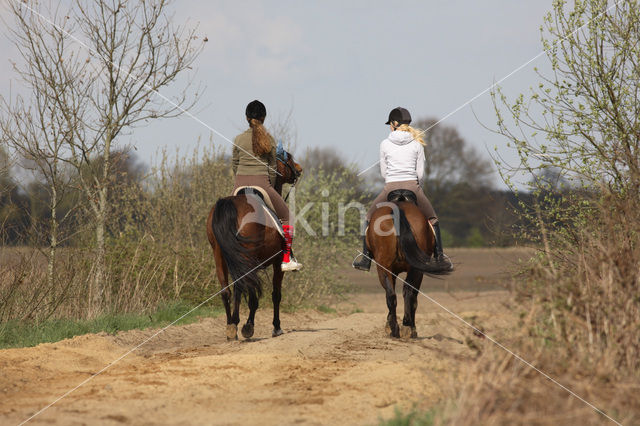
[282,257,303,272]
[352,253,371,271]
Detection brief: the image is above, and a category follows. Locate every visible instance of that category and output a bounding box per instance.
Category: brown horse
[206,150,301,340]
[365,190,451,338]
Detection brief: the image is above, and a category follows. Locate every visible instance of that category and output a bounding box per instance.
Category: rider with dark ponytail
[232,100,302,271]
[352,107,452,272]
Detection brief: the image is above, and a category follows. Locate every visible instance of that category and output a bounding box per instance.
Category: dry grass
[444,343,639,425]
[434,196,640,425]
[0,245,178,322]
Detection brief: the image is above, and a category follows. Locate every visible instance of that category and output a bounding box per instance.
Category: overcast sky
[1,1,555,187]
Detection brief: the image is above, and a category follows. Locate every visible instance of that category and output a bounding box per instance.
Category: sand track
[0,248,528,425]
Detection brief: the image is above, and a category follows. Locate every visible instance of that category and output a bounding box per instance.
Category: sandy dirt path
[0,248,531,425]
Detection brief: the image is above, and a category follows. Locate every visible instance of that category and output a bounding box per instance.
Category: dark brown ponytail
[249,118,272,156]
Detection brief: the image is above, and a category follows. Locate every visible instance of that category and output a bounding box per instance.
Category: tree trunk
[93,207,106,313]
[92,154,110,313]
[92,116,113,313]
[47,184,58,292]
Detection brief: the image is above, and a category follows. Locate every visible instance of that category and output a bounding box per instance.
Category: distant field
[342,246,535,293]
[0,246,51,267]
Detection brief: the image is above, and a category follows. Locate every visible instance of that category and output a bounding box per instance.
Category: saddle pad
[233,186,276,211]
[233,187,284,238]
[387,189,418,204]
[262,204,285,238]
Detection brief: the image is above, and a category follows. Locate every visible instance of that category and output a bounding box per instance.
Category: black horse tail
[396,206,445,274]
[211,197,262,300]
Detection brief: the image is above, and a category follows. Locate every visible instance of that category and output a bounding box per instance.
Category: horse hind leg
[378,269,399,338]
[401,268,422,339]
[227,285,242,340]
[400,284,414,339]
[241,290,258,339]
[271,263,284,337]
[224,287,238,340]
[213,246,237,341]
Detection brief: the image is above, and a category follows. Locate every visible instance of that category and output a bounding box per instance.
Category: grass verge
[0,301,223,349]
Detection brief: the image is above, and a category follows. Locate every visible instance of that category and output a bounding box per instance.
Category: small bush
[380,406,439,426]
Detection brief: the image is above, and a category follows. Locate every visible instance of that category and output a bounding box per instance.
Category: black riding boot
[432,222,453,271]
[352,222,372,271]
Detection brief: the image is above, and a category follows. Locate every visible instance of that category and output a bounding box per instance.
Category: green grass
[380,406,439,426]
[0,301,223,349]
[316,304,337,314]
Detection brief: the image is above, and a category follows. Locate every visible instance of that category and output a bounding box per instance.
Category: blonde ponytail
[393,121,426,146]
[249,118,273,156]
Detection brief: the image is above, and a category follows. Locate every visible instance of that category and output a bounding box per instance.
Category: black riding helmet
[246,100,266,120]
[385,107,412,125]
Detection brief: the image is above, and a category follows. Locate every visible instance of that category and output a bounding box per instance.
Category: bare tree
[415,118,494,193]
[4,0,203,311]
[409,119,496,245]
[0,146,19,243]
[0,146,14,199]
[0,81,79,290]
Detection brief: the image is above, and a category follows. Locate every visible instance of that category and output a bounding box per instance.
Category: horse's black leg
[229,284,241,340]
[377,267,399,338]
[272,263,284,337]
[241,290,258,339]
[410,270,422,332]
[401,268,422,338]
[214,250,237,341]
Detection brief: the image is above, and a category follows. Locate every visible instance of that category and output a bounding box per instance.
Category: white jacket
[379,130,425,183]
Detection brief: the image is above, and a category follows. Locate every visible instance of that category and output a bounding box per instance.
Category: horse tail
[396,207,443,274]
[211,197,262,300]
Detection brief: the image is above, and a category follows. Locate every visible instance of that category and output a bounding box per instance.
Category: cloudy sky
[1,1,555,186]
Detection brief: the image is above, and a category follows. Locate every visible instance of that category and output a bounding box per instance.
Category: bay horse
[206,149,301,340]
[366,190,451,338]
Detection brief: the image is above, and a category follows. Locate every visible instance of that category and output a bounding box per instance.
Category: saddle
[234,186,275,211]
[233,186,284,237]
[387,189,418,204]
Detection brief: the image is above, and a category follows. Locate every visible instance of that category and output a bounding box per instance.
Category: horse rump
[211,197,263,299]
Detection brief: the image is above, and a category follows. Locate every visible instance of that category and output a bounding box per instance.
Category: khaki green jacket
[232,128,277,184]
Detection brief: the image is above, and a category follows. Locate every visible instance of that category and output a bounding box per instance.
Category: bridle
[276,150,301,202]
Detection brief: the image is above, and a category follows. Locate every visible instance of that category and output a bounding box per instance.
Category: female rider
[232,100,302,272]
[352,107,452,272]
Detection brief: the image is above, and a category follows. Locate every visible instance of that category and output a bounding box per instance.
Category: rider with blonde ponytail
[353,107,452,272]
[232,100,302,271]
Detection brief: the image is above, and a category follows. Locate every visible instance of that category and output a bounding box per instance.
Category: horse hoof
[226,324,238,340]
[411,327,418,339]
[400,325,413,339]
[272,328,284,337]
[388,322,400,338]
[241,323,254,339]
